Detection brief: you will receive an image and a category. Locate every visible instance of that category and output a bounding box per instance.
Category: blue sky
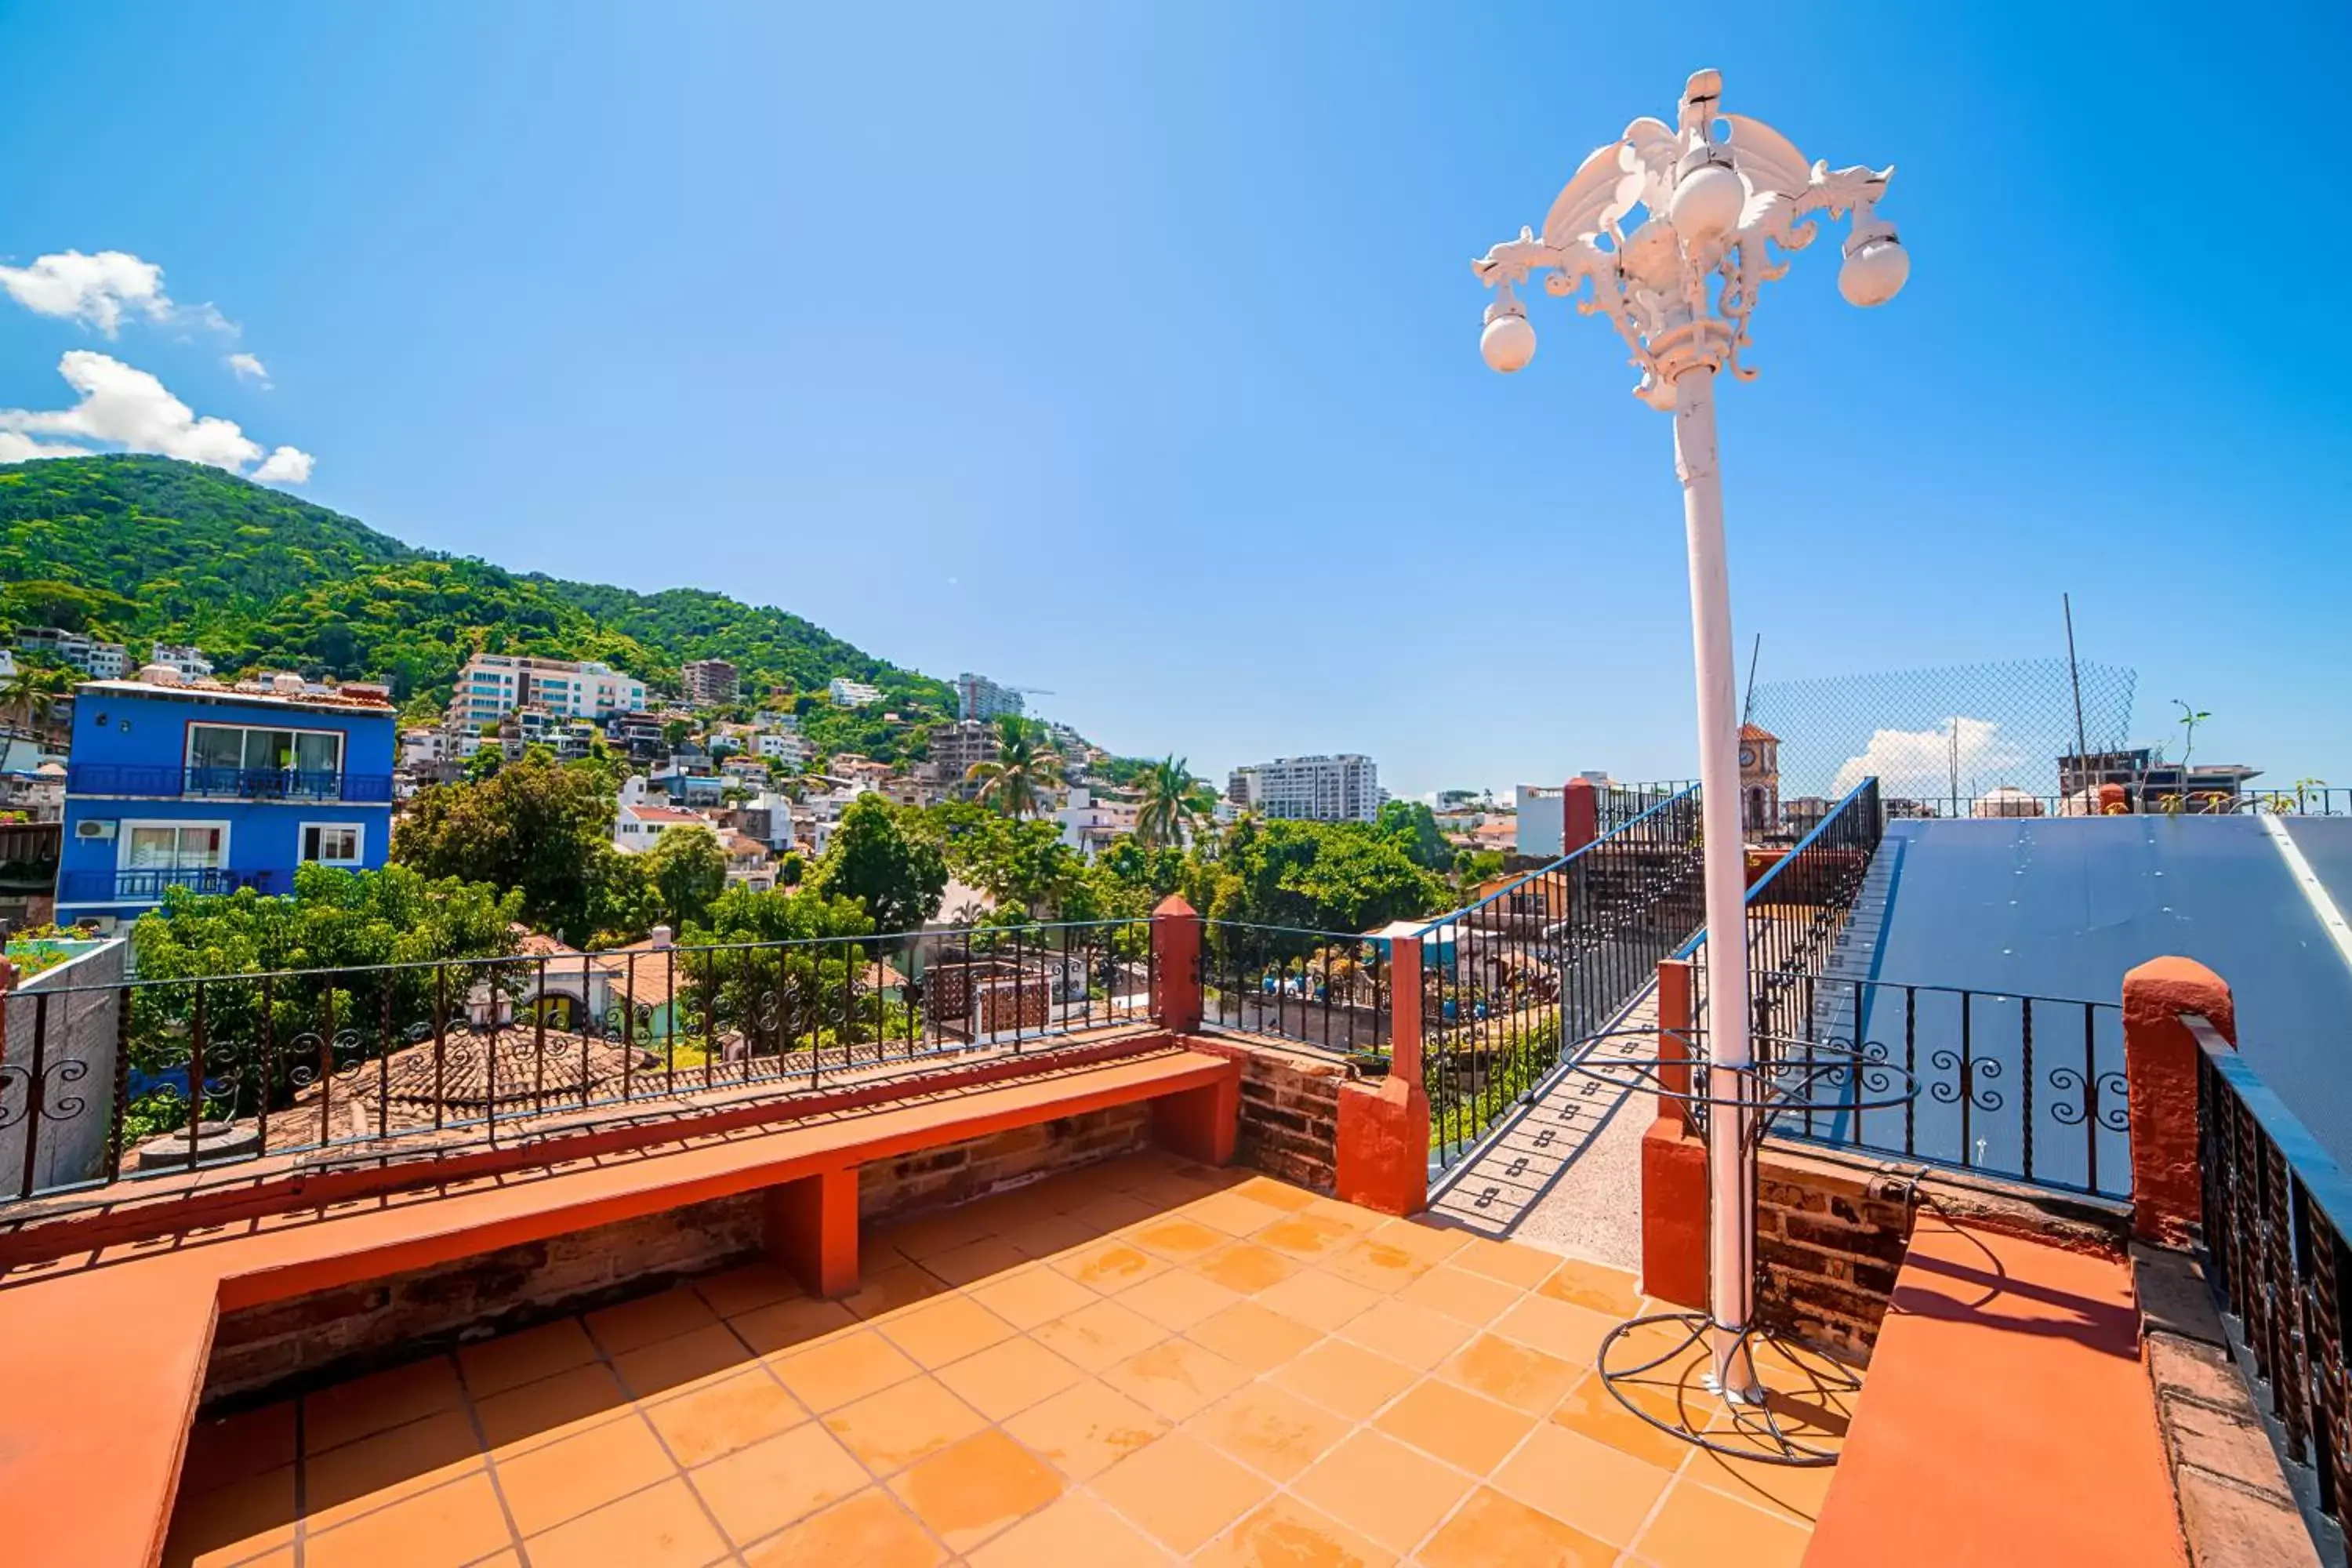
[2,2,2347,800]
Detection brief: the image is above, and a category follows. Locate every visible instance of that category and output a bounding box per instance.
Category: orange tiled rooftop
[166,1152,1837,1568]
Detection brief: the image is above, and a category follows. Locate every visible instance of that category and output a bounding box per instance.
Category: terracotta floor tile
[303,1472,514,1568]
[875,1293,1018,1367]
[1101,1336,1251,1421]
[1272,1338,1419,1421]
[1070,1191,1163,1232]
[1090,1431,1273,1553]
[1490,1421,1674,1547]
[822,1374,987,1474]
[732,1292,859,1356]
[1448,1235,1570,1289]
[1226,1174,1319,1214]
[1365,1218,1475,1267]
[457,1317,600,1399]
[1490,1294,1617,1367]
[1293,1428,1477,1554]
[1681,1436,1838,1525]
[1117,1265,1244,1332]
[742,1487,946,1568]
[966,1489,1168,1568]
[1374,1378,1537,1474]
[1630,1475,1812,1568]
[1440,1331,1583,1414]
[841,1262,953,1321]
[873,1207,997,1262]
[1320,1236,1433,1294]
[1124,1214,1231,1261]
[1185,1299,1324,1374]
[1192,1241,1304,1295]
[616,1321,760,1402]
[1301,1194,1391,1232]
[694,1260,808,1320]
[1550,1372,1708,1471]
[160,1462,297,1568]
[691,1421,871,1544]
[586,1286,722,1356]
[180,1401,296,1495]
[1000,1212,1102,1260]
[1254,1266,1381,1332]
[923,1235,1030,1287]
[887,1428,1065,1553]
[523,1475,731,1568]
[1178,1189,1295,1238]
[303,1355,463,1452]
[494,1407,676,1535]
[1394,1265,1523,1327]
[1189,1383,1352,1481]
[474,1360,632,1455]
[303,1407,485,1530]
[1052,1235,1174,1291]
[1339,1297,1479,1371]
[1536,1258,1646,1317]
[932,1333,1084,1421]
[968,1261,1099,1329]
[1416,1485,1618,1568]
[770,1328,923,1412]
[1001,1378,1170,1480]
[1195,1494,1396,1568]
[645,1367,809,1468]
[1250,1211,1363,1261]
[1030,1297,1167,1373]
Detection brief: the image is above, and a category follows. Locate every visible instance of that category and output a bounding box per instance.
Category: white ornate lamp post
[1475,68,1905,1402]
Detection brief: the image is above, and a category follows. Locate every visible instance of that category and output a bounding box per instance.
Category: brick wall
[858,1103,1151,1223]
[1183,1035,1345,1192]
[1755,1142,2130,1359]
[203,1194,765,1406]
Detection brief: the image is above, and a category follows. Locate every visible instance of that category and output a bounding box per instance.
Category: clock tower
[1738,723,1780,834]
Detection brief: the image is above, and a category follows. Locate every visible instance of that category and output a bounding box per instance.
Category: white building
[1226,754,1378,822]
[757,730,811,764]
[147,644,214,680]
[16,628,129,679]
[401,728,454,768]
[450,654,648,728]
[956,673,1025,723]
[827,677,884,708]
[613,776,714,852]
[1057,787,1138,856]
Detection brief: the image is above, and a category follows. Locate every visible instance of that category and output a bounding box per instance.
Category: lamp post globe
[1838,237,1910,307]
[1480,311,1537,373]
[1668,159,1746,245]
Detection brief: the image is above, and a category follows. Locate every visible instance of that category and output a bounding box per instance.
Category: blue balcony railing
[56,867,279,904]
[65,764,393,804]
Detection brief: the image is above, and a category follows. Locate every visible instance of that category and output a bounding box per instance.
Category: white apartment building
[827,677,884,708]
[449,654,648,727]
[1226,753,1379,822]
[147,644,214,680]
[1056,787,1139,856]
[16,628,129,679]
[401,728,454,768]
[612,776,713,853]
[757,730,811,764]
[956,672,1025,723]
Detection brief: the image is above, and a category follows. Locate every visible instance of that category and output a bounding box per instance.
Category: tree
[949,815,1087,918]
[392,750,623,942]
[641,826,728,930]
[1377,799,1454,872]
[966,715,1064,818]
[812,793,948,932]
[0,662,72,744]
[1135,756,1212,848]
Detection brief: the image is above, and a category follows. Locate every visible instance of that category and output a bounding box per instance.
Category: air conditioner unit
[74,819,117,840]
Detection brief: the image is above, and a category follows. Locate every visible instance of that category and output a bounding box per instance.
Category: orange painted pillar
[1562,777,1599,855]
[1337,934,1430,1215]
[764,1164,860,1298]
[2122,956,2235,1247]
[1151,894,1203,1035]
[1153,1070,1241,1167]
[1640,956,1708,1308]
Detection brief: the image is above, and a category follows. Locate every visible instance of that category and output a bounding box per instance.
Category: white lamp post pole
[1474,68,1906,1401]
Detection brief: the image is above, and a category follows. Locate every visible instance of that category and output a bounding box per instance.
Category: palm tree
[1,664,71,746]
[966,715,1064,818]
[1134,755,1207,848]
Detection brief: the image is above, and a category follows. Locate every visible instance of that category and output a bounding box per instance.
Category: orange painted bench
[1803,1213,2187,1567]
[0,1042,1240,1568]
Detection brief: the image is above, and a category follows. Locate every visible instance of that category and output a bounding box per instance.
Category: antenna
[2062,592,2089,776]
[1739,634,1762,728]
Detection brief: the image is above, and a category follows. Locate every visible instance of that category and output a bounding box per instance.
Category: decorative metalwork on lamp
[1472,67,1906,405]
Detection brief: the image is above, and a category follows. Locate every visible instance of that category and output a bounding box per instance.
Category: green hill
[0,456,957,742]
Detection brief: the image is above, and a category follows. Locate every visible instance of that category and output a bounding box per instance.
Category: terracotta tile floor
[166,1152,1855,1567]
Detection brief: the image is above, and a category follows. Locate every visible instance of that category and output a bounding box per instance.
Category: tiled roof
[1739,722,1779,742]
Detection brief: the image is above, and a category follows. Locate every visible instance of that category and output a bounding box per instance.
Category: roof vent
[650,924,674,949]
[139,663,184,686]
[273,673,306,695]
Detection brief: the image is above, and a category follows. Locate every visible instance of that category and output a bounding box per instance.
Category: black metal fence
[1200,922,1389,1058]
[0,919,1152,1205]
[1599,780,1699,834]
[1421,786,1707,1169]
[1885,786,2351,821]
[2200,1024,2352,1548]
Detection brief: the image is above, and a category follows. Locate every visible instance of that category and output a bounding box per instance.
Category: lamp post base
[1598,1310,1860,1466]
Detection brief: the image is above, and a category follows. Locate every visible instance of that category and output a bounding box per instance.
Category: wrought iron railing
[65,763,395,804]
[1198,921,1389,1058]
[0,917,1152,1205]
[57,868,280,904]
[1882,785,2348,820]
[2198,1018,2352,1548]
[1420,785,1706,1169]
[1598,780,1699,834]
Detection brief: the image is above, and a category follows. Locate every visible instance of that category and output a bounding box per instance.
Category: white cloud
[1830,716,2027,799]
[226,351,270,385]
[0,250,175,336]
[0,350,314,485]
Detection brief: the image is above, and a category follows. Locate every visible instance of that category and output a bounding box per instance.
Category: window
[122,822,227,869]
[187,724,343,778]
[300,823,365,866]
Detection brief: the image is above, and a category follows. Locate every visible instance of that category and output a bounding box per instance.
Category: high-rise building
[1225,754,1378,822]
[681,659,740,706]
[925,719,1002,799]
[956,673,1025,723]
[448,655,648,728]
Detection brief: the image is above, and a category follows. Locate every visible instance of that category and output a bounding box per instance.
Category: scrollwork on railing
[1927,1049,2005,1113]
[0,1057,97,1130]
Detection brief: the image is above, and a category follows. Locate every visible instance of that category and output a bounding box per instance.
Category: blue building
[56,674,397,929]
